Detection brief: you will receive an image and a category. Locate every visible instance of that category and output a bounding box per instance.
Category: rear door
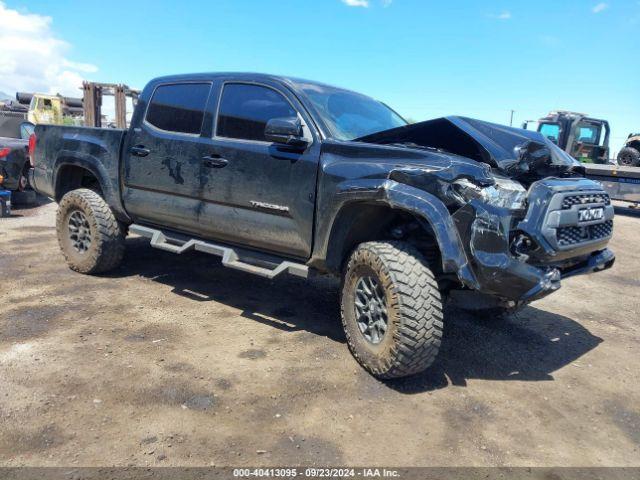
[198,80,320,259]
[122,82,213,234]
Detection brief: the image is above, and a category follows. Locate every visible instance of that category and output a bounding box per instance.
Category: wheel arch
[316,180,476,287]
[55,162,104,200]
[626,140,640,152]
[323,201,414,273]
[53,151,130,222]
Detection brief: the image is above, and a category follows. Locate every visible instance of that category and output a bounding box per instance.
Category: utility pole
[509,110,515,127]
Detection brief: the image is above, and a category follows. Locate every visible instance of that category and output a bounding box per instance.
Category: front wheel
[341,241,444,379]
[56,188,126,274]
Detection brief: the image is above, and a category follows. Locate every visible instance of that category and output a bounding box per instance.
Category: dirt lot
[0,199,639,467]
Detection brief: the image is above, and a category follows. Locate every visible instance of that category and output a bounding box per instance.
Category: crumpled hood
[356,116,582,178]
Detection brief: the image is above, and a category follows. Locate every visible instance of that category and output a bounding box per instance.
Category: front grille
[561,193,610,209]
[557,220,613,246]
[516,180,614,261]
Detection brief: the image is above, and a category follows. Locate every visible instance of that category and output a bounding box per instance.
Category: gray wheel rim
[68,210,92,253]
[354,275,388,344]
[620,153,634,166]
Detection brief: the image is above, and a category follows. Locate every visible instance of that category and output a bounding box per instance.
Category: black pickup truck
[31,73,615,379]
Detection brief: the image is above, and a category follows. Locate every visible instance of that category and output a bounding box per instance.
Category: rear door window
[216,83,297,142]
[145,83,211,135]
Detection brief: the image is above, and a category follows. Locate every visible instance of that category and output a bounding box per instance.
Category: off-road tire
[341,241,443,379]
[56,188,125,274]
[618,147,640,167]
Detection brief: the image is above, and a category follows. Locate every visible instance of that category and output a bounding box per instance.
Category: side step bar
[129,224,309,280]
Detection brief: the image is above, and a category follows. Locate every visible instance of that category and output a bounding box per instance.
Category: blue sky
[1,0,639,152]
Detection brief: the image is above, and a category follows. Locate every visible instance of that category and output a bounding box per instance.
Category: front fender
[311,178,478,288]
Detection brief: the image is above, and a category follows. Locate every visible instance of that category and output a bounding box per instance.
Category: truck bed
[32,124,127,214]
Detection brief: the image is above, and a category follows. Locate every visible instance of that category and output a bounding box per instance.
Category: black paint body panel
[31,72,615,302]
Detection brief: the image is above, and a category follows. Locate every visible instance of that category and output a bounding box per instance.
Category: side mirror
[265,117,309,149]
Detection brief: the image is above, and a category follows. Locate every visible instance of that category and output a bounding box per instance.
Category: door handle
[130,145,150,157]
[202,154,228,168]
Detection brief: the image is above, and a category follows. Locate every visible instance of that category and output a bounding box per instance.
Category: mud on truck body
[30,73,615,379]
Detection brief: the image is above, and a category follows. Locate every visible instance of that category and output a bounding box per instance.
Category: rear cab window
[216,83,297,142]
[145,83,211,135]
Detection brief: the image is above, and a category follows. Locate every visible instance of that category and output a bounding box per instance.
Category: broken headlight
[452,176,527,210]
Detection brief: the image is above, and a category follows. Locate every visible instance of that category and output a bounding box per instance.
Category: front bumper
[452,178,615,302]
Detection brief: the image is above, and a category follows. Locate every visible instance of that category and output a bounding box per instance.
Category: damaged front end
[357,116,615,303]
[451,177,615,302]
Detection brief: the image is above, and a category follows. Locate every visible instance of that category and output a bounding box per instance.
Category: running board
[129,224,309,280]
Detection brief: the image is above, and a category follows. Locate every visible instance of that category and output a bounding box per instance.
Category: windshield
[299,84,406,140]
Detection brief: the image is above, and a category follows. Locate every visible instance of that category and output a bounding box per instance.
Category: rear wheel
[618,147,640,167]
[341,241,444,379]
[56,188,125,274]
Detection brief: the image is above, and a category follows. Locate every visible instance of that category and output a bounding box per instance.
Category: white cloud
[342,0,369,7]
[0,2,98,97]
[488,11,512,20]
[592,2,609,13]
[381,0,393,6]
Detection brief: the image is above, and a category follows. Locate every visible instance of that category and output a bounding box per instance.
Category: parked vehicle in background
[20,93,83,125]
[527,111,611,164]
[617,133,640,167]
[31,73,615,378]
[1,92,84,126]
[0,120,35,203]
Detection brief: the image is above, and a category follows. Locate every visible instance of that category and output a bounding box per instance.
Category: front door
[122,82,213,234]
[198,81,320,259]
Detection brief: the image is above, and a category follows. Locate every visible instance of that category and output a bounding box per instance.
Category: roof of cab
[149,72,339,88]
[146,72,356,96]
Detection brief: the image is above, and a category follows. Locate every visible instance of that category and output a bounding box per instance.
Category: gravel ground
[0,199,638,467]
